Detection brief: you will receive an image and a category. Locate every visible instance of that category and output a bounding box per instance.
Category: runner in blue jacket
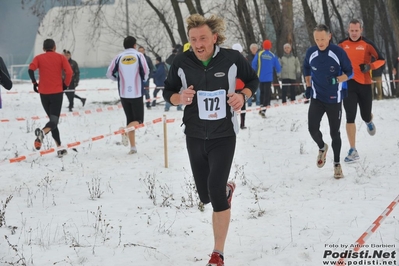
[303,24,353,179]
[252,40,281,118]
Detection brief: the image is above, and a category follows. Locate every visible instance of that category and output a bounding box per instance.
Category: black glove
[359,64,371,73]
[33,83,38,93]
[327,76,339,85]
[63,83,68,91]
[305,87,311,99]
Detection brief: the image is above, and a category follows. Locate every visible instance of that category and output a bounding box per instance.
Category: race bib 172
[197,89,226,120]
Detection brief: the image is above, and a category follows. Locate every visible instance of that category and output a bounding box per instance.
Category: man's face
[188,25,217,62]
[348,23,362,41]
[313,30,331,51]
[250,46,258,55]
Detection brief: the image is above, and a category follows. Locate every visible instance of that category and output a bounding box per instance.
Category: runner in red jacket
[28,39,73,157]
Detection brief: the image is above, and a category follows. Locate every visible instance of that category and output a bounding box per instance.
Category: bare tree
[330,0,345,40]
[358,0,375,40]
[387,0,399,96]
[321,0,331,30]
[375,0,398,97]
[300,0,317,46]
[252,0,267,41]
[280,0,294,56]
[234,0,256,51]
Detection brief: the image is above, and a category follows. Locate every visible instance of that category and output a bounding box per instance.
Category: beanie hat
[263,40,272,50]
[232,43,243,53]
[183,42,191,52]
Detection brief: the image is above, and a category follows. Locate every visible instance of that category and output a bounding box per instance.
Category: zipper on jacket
[203,67,209,140]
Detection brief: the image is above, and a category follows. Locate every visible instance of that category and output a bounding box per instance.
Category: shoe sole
[317,144,328,168]
[344,157,360,163]
[334,173,344,179]
[34,128,43,150]
[367,128,376,136]
[334,166,344,179]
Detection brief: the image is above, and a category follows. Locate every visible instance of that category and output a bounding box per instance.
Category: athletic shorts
[343,80,372,123]
[120,97,144,125]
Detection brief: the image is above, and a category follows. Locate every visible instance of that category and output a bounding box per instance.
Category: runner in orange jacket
[338,18,385,163]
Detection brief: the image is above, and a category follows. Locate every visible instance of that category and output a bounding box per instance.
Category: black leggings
[186,136,236,212]
[343,80,372,123]
[308,99,342,163]
[40,93,63,145]
[259,82,271,108]
[281,78,296,103]
[65,83,83,108]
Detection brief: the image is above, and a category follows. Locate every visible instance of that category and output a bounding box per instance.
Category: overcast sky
[0,0,42,67]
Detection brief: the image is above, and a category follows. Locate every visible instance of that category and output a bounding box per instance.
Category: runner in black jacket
[0,56,13,109]
[163,14,259,266]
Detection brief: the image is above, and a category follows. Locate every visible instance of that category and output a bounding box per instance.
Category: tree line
[22,0,399,97]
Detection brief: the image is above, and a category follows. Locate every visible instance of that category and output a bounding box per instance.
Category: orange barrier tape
[238,97,307,114]
[0,104,123,123]
[334,194,399,265]
[0,94,303,124]
[0,116,166,166]
[4,86,164,94]
[272,79,399,86]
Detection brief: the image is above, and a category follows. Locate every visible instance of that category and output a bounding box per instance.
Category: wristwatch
[239,92,249,102]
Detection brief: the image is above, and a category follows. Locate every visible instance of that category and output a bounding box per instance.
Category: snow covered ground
[0,79,398,266]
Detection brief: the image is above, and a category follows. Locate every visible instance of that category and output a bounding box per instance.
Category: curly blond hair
[186,14,226,45]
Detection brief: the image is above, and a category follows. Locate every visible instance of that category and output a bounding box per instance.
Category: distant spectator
[371,57,384,100]
[252,40,281,118]
[152,56,167,107]
[165,44,182,67]
[63,50,86,111]
[246,43,260,106]
[138,46,155,109]
[392,56,399,91]
[279,43,301,103]
[164,44,184,111]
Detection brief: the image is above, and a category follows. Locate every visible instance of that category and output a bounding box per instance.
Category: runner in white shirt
[106,36,149,154]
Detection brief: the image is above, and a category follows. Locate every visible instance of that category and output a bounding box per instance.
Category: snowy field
[0,79,398,266]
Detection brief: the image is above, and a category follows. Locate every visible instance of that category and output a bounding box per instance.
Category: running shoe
[57,149,68,158]
[333,164,344,179]
[344,148,360,163]
[317,143,328,168]
[34,128,44,150]
[206,252,224,266]
[366,121,376,136]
